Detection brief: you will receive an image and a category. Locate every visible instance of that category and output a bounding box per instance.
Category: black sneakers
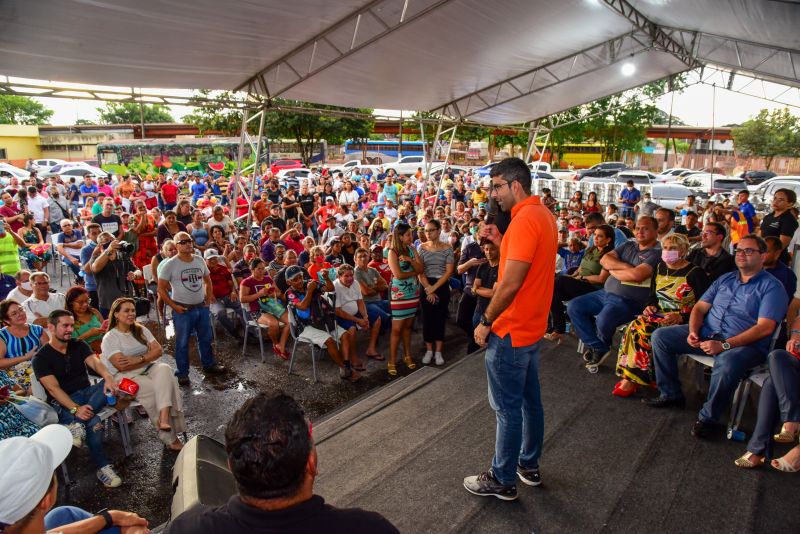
[516,465,542,486]
[463,469,518,501]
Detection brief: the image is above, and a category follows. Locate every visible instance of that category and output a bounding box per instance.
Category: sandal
[387,363,397,377]
[773,424,800,443]
[734,452,764,469]
[403,356,416,370]
[351,362,367,372]
[273,345,289,361]
[771,456,800,473]
[543,332,563,344]
[366,352,385,361]
[158,422,172,432]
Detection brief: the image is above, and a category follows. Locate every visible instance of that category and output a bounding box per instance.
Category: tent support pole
[432,124,458,211]
[233,107,251,210]
[246,106,267,229]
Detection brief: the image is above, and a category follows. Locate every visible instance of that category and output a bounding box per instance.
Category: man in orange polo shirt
[463,157,557,501]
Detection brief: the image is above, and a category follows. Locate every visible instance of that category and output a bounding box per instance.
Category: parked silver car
[649,183,695,211]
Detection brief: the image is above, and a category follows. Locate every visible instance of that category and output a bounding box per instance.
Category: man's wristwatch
[721,341,731,351]
[94,508,113,529]
[480,314,492,327]
[69,406,78,415]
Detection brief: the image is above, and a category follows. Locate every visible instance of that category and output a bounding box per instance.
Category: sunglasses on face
[176,239,193,245]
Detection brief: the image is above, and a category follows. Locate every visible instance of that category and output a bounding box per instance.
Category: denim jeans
[566,290,642,354]
[173,305,216,377]
[485,333,544,486]
[747,349,800,458]
[365,300,391,333]
[210,296,243,336]
[45,506,120,534]
[52,382,109,468]
[651,324,767,423]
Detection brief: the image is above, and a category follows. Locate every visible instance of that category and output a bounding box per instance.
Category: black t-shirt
[267,216,287,233]
[164,494,398,534]
[92,213,123,237]
[266,189,282,205]
[32,340,94,401]
[95,257,137,310]
[177,213,193,227]
[687,248,736,282]
[760,211,798,263]
[675,225,701,239]
[298,194,316,217]
[326,253,345,267]
[474,262,499,315]
[282,195,299,221]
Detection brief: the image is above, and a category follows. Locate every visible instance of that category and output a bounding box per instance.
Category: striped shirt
[0,324,45,359]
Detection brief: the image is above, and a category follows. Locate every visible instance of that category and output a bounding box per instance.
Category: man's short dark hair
[584,212,606,226]
[636,215,658,230]
[626,180,634,186]
[656,207,676,221]
[740,234,768,253]
[48,309,73,326]
[764,235,783,252]
[776,188,798,205]
[225,393,312,500]
[705,221,726,239]
[489,157,531,194]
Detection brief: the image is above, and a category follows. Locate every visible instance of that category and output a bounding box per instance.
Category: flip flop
[366,352,385,361]
[351,362,367,372]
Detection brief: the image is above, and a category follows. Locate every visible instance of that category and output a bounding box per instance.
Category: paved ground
[47,269,799,532]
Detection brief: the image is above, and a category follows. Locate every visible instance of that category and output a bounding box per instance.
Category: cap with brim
[285,265,304,280]
[203,249,222,260]
[0,425,72,525]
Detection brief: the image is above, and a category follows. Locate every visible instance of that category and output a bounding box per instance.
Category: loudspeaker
[170,435,237,519]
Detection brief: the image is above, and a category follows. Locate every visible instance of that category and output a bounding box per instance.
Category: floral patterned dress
[20,228,52,267]
[0,372,40,440]
[390,245,420,320]
[616,262,709,387]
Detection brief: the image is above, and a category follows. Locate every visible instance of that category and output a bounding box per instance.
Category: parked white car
[0,162,31,181]
[649,183,695,211]
[750,176,800,212]
[43,162,108,179]
[613,170,658,186]
[679,173,747,198]
[31,158,67,173]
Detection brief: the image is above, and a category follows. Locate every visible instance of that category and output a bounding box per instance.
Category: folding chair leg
[117,409,133,457]
[729,380,752,434]
[311,345,318,382]
[258,328,265,363]
[60,463,71,486]
[288,341,298,375]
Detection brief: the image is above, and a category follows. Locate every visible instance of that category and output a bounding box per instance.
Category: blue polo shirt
[766,261,797,301]
[700,269,788,351]
[620,187,641,207]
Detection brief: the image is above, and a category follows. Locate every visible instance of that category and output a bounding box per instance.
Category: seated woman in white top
[100,297,185,451]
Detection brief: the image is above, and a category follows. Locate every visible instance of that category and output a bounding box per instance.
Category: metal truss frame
[233,0,456,98]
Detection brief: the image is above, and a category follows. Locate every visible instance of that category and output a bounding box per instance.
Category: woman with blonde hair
[101,297,185,450]
[614,233,709,397]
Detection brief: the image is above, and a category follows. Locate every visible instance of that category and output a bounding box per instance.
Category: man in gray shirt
[567,216,661,367]
[354,247,390,334]
[158,231,225,385]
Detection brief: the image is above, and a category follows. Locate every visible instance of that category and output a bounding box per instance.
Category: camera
[118,241,135,255]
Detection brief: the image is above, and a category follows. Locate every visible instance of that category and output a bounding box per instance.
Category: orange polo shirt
[492,195,558,347]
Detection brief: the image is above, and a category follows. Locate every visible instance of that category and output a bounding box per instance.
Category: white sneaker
[67,422,85,448]
[97,464,122,488]
[434,352,445,366]
[422,351,433,365]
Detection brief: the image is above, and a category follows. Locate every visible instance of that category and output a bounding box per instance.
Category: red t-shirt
[369,259,393,286]
[208,264,234,299]
[161,183,179,204]
[307,262,333,284]
[0,204,23,232]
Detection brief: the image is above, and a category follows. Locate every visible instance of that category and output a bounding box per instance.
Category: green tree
[74,118,96,125]
[183,90,244,135]
[732,108,800,170]
[265,99,374,165]
[0,95,53,124]
[98,102,174,124]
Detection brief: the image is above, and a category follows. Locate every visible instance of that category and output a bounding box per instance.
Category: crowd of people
[1,163,800,530]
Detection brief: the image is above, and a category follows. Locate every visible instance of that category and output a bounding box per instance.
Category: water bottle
[106,393,117,407]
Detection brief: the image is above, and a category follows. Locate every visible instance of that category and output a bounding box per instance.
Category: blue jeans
[485,333,544,486]
[566,290,643,354]
[620,206,635,219]
[651,325,767,423]
[747,350,800,458]
[173,305,216,377]
[365,301,391,333]
[45,506,120,533]
[53,382,109,468]
[211,296,243,336]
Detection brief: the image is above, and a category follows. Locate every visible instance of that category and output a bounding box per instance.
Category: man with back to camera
[463,157,558,501]
[164,393,398,534]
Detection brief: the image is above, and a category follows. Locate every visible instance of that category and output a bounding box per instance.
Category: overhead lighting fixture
[621,62,636,76]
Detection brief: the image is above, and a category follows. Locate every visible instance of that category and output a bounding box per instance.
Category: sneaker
[67,422,85,448]
[177,375,191,387]
[517,465,542,486]
[96,464,122,488]
[463,469,518,501]
[202,363,226,374]
[422,351,433,365]
[434,352,444,366]
[586,350,611,367]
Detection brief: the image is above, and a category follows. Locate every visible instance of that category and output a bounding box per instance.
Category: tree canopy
[732,108,800,170]
[183,90,244,135]
[0,95,53,125]
[97,102,174,124]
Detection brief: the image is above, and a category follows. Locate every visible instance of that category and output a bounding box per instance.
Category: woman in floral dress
[614,233,710,397]
[387,222,423,377]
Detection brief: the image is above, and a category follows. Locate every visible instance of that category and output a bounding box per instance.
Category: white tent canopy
[1,0,798,125]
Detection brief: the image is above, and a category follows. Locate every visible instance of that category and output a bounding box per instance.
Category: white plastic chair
[286,303,319,382]
[240,308,267,363]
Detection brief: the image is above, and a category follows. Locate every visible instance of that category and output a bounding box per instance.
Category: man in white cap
[0,425,149,533]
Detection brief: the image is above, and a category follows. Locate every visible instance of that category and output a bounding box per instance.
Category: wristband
[791,329,800,336]
[94,509,113,530]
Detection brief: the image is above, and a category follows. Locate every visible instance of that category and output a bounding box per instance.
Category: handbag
[12,395,59,427]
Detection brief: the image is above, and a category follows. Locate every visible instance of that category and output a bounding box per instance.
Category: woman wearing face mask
[614,233,710,397]
[306,246,334,284]
[233,243,258,285]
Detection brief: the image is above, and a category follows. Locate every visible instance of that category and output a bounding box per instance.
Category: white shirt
[22,292,66,323]
[333,279,362,317]
[337,190,359,205]
[384,207,398,221]
[6,287,32,304]
[27,195,49,224]
[100,327,156,376]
